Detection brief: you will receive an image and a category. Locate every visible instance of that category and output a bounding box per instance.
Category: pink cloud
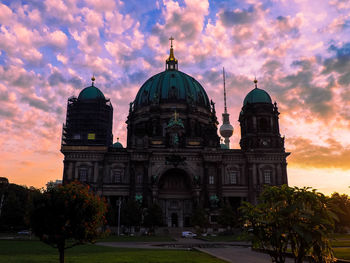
[105,10,134,35]
[0,3,13,24]
[44,0,80,25]
[85,0,117,12]
[70,27,102,54]
[82,7,104,28]
[48,30,68,49]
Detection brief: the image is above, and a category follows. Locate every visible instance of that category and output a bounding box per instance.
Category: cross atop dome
[166,36,178,71]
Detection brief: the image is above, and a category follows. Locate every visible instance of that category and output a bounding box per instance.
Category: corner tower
[239,79,284,151]
[62,77,113,146]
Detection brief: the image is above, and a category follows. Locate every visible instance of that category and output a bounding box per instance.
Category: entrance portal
[184,216,191,227]
[171,213,178,227]
[158,168,193,227]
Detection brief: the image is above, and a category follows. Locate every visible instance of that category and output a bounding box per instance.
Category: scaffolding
[62,96,113,146]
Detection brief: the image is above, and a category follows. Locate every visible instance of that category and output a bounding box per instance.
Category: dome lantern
[166,36,178,71]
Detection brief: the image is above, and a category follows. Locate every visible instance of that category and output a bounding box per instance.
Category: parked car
[17,230,31,235]
[181,231,197,238]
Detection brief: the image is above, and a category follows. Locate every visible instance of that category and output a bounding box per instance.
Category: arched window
[259,118,269,132]
[264,170,272,184]
[247,118,254,132]
[229,171,238,184]
[209,175,214,184]
[136,174,143,184]
[79,168,88,182]
[111,169,122,183]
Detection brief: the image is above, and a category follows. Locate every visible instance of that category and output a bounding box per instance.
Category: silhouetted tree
[31,182,107,263]
[218,203,237,229]
[121,199,142,233]
[328,193,350,233]
[143,202,163,233]
[0,183,40,231]
[191,207,209,233]
[240,185,336,263]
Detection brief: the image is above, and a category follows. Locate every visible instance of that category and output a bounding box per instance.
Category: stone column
[74,162,78,180]
[253,116,257,131]
[143,162,149,206]
[216,163,222,200]
[94,161,99,183]
[276,163,282,185]
[203,163,208,208]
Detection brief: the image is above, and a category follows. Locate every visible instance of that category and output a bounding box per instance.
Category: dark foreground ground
[0,233,349,263]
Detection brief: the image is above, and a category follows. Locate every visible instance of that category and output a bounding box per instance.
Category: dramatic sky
[0,0,350,194]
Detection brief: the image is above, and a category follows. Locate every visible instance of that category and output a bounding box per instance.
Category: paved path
[196,246,298,263]
[96,240,299,263]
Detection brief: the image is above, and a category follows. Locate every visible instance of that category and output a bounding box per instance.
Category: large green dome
[243,87,272,105]
[134,70,210,108]
[78,86,105,100]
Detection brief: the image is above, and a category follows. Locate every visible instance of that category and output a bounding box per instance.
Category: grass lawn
[334,247,350,260]
[331,233,350,247]
[98,235,175,242]
[0,240,225,263]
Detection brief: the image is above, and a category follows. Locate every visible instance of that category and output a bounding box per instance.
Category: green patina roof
[167,117,184,128]
[112,142,123,148]
[220,143,229,149]
[78,86,105,100]
[134,70,210,108]
[243,88,272,105]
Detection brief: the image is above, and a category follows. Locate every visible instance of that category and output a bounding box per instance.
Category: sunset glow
[0,0,349,195]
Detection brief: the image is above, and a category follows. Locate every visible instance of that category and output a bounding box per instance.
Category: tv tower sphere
[220,123,234,138]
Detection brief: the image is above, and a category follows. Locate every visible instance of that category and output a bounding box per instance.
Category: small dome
[112,141,123,148]
[243,88,272,105]
[78,86,106,100]
[220,143,228,149]
[220,123,234,138]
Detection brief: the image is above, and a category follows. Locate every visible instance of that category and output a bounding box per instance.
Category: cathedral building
[61,40,289,227]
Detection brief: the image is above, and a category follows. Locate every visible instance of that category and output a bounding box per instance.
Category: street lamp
[117,197,121,236]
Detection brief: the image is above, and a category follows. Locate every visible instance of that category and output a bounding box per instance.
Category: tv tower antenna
[219,67,233,149]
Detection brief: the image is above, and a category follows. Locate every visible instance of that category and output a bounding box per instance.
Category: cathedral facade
[61,42,289,227]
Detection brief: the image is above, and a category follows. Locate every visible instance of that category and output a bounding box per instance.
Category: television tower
[219,67,233,148]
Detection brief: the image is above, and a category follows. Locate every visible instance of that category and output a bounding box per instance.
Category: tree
[328,193,350,233]
[240,185,292,263]
[121,199,142,233]
[143,203,163,233]
[218,203,237,229]
[191,207,209,233]
[30,182,107,263]
[289,188,335,263]
[0,183,41,232]
[240,185,336,263]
